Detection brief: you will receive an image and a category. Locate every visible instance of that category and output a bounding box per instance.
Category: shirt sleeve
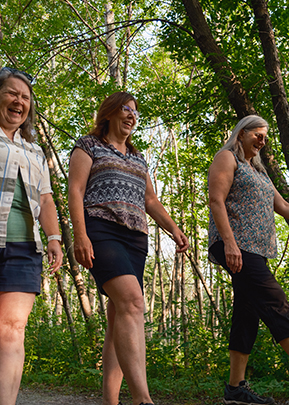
[41,156,53,195]
[71,136,94,160]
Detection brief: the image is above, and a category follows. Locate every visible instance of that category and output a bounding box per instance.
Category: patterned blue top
[72,135,148,234]
[209,153,277,263]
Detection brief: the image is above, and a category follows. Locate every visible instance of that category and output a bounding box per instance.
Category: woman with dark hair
[208,115,289,405]
[69,91,189,405]
[0,67,63,405]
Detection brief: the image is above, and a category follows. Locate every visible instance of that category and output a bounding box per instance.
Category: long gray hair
[0,68,35,142]
[217,115,268,172]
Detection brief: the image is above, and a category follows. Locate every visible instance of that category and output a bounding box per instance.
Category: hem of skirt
[0,286,40,295]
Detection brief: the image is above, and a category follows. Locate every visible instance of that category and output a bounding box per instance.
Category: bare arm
[38,193,63,274]
[209,150,242,273]
[68,147,94,269]
[274,187,289,218]
[145,173,189,253]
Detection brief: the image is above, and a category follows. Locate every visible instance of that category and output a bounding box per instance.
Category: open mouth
[8,108,22,115]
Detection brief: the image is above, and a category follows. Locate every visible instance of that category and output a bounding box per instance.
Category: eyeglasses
[244,129,268,144]
[121,105,140,120]
[1,67,34,83]
[252,132,269,144]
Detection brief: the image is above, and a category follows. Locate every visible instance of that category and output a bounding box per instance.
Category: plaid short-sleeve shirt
[0,128,52,252]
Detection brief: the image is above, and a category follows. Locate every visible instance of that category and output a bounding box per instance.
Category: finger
[53,255,63,272]
[174,234,188,252]
[86,253,93,269]
[47,250,53,265]
[236,257,243,273]
[90,245,95,260]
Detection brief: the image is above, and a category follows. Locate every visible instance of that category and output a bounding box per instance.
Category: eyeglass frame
[1,67,34,83]
[121,104,140,120]
[244,129,269,144]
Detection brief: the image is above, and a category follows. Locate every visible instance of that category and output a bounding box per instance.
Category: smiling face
[107,99,137,141]
[239,127,268,161]
[0,77,31,139]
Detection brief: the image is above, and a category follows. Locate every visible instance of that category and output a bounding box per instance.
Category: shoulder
[75,134,102,148]
[72,135,104,158]
[210,150,237,172]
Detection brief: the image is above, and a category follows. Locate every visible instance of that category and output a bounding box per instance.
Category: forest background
[1,0,289,403]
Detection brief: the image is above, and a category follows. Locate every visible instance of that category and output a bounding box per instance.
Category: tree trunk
[186,250,228,336]
[123,2,132,86]
[250,0,289,170]
[54,272,83,364]
[148,225,159,329]
[181,0,255,118]
[37,120,93,321]
[181,0,289,199]
[193,223,203,317]
[104,2,122,86]
[157,229,167,334]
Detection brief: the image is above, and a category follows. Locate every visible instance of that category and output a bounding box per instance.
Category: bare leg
[229,350,249,386]
[0,292,35,405]
[102,299,123,405]
[103,275,153,405]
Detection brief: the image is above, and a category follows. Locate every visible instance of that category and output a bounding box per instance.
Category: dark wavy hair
[0,68,35,142]
[89,91,138,154]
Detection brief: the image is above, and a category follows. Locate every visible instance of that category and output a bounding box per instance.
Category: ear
[238,129,244,141]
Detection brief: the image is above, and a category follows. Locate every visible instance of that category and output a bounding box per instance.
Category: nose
[128,111,136,123]
[13,94,24,104]
[260,136,266,145]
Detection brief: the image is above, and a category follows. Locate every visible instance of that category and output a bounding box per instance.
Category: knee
[117,294,144,317]
[0,319,26,346]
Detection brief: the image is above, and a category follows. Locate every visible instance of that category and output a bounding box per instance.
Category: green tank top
[6,172,34,242]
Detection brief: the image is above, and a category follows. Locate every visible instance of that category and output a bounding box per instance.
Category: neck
[0,127,16,141]
[106,134,127,154]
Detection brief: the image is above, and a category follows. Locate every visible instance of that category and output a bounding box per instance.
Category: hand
[48,240,63,274]
[172,229,190,253]
[224,241,242,273]
[74,234,95,269]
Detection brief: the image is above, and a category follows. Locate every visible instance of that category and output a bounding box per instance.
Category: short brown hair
[89,91,138,154]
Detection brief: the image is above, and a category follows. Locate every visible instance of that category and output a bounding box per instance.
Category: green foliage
[23,294,106,389]
[2,0,289,401]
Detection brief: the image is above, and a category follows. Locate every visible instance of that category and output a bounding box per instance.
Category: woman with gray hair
[208,115,289,405]
[0,67,63,405]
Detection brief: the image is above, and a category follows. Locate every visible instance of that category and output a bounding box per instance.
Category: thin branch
[11,0,34,29]
[273,233,289,275]
[36,111,76,141]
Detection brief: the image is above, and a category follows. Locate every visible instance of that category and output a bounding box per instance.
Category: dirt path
[15,388,205,405]
[15,387,289,405]
[16,388,100,405]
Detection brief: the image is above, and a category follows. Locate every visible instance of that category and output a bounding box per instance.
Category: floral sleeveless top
[209,153,277,264]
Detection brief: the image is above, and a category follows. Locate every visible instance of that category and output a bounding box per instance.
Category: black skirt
[85,212,148,296]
